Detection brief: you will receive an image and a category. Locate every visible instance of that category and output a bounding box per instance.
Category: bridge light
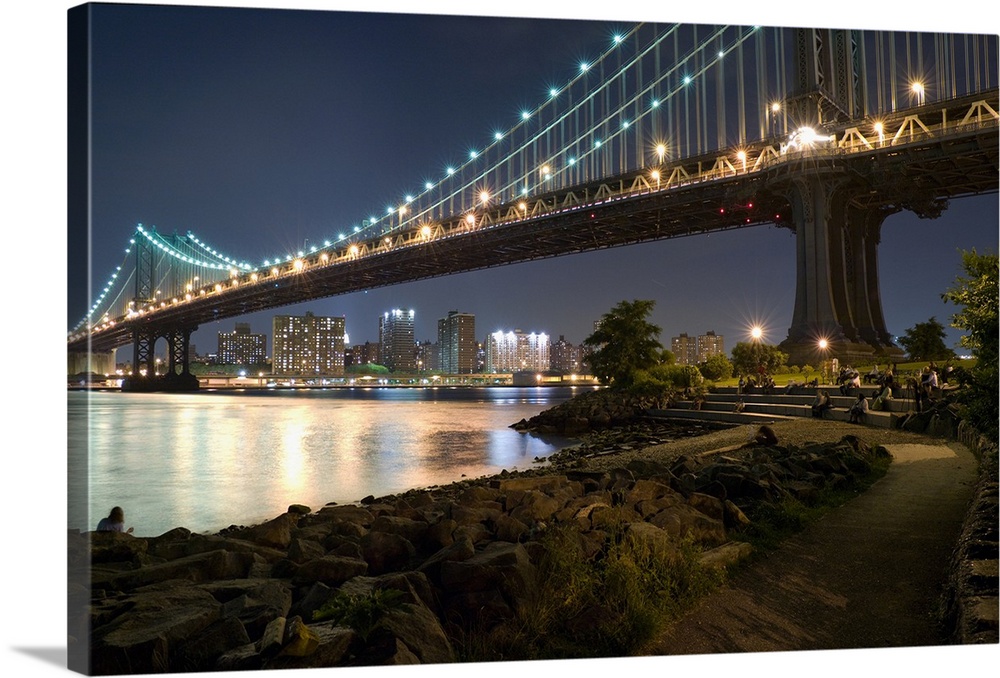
[214,284,223,293]
[420,225,432,238]
[683,75,692,85]
[320,253,328,263]
[549,88,558,97]
[518,202,527,211]
[425,182,433,190]
[293,259,304,271]
[479,190,490,204]
[469,150,478,159]
[405,195,413,203]
[613,34,623,44]
[580,61,589,72]
[651,99,660,108]
[465,214,476,225]
[656,144,667,161]
[348,245,359,256]
[771,102,781,113]
[446,167,455,175]
[494,131,503,140]
[271,267,279,276]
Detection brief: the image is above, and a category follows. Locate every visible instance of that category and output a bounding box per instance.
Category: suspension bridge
[67,22,999,390]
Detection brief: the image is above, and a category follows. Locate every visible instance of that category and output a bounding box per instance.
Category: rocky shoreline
[70,405,898,673]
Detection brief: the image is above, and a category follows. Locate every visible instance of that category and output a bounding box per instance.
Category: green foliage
[942,249,999,439]
[631,364,704,395]
[898,317,955,362]
[457,519,722,662]
[730,341,788,376]
[346,363,390,375]
[583,300,664,388]
[698,353,734,381]
[312,588,405,640]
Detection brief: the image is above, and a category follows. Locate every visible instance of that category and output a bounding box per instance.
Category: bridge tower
[773,28,905,367]
[121,228,199,392]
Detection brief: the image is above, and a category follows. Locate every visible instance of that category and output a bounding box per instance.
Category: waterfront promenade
[651,440,987,655]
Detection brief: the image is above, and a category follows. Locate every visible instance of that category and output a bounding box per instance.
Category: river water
[68,386,583,537]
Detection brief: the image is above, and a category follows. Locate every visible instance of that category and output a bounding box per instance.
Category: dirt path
[650,441,978,654]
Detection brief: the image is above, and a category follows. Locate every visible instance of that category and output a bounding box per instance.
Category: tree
[730,342,787,377]
[898,317,954,362]
[698,353,734,381]
[942,249,998,439]
[583,299,663,388]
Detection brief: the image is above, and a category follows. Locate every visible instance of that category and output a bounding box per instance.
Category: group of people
[738,374,776,395]
[811,388,871,423]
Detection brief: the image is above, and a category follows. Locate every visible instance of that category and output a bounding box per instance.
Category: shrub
[312,588,405,641]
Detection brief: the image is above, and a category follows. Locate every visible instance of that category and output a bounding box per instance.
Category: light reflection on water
[69,387,578,537]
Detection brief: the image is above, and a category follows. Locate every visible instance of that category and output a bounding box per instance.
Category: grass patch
[456,511,724,662]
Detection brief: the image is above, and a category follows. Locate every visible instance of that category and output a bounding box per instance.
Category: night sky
[70,1,999,362]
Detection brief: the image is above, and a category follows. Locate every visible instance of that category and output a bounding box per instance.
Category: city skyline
[69,2,998,367]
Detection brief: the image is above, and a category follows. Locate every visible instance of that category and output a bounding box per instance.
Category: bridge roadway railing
[70,91,998,355]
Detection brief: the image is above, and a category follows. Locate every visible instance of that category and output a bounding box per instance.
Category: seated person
[811,390,832,418]
[871,384,893,411]
[849,393,869,423]
[96,506,134,534]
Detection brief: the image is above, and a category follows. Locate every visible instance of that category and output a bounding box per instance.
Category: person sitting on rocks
[849,393,869,424]
[811,389,832,418]
[96,506,134,534]
[733,399,745,413]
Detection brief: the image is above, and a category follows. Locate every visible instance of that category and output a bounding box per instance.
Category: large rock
[196,578,292,641]
[438,542,536,609]
[361,531,417,575]
[649,504,728,546]
[292,555,369,587]
[90,586,222,675]
[171,615,251,672]
[94,549,258,592]
[235,512,302,550]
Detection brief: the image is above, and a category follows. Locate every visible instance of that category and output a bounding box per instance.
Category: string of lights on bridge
[76,23,754,332]
[73,24,998,337]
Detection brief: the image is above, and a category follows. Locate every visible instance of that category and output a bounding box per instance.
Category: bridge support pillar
[774,165,905,368]
[122,325,199,392]
[67,350,117,378]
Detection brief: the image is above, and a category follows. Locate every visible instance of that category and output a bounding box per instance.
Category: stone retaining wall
[942,421,999,644]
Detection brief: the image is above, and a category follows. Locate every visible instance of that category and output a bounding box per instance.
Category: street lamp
[911,82,925,105]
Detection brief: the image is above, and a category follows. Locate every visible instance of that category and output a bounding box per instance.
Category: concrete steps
[648,385,914,429]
